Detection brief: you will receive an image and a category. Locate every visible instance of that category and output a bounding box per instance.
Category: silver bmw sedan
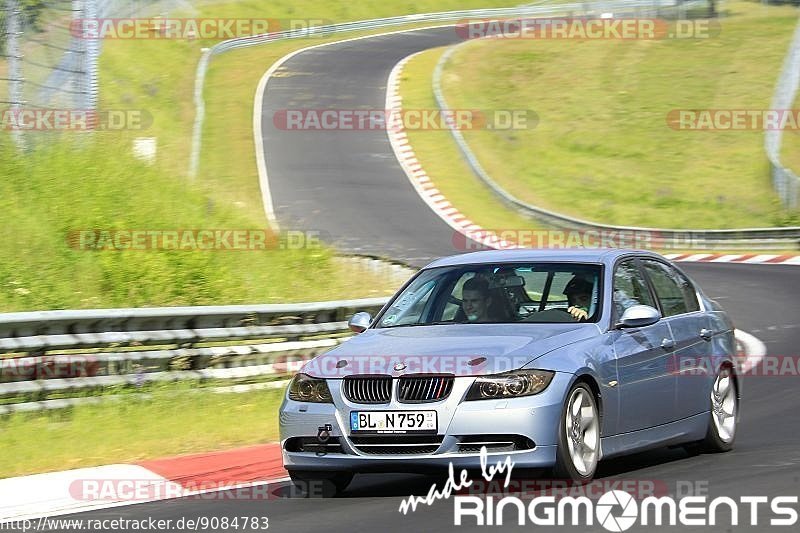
[279,248,739,495]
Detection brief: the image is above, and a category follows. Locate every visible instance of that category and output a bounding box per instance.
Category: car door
[611,258,677,434]
[640,259,711,421]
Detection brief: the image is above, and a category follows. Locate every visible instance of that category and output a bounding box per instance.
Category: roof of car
[424,248,665,269]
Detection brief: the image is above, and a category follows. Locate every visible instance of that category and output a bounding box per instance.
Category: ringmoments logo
[397,455,799,529]
[451,491,799,528]
[596,490,638,532]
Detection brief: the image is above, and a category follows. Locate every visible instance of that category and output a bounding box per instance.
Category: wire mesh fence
[1,0,193,146]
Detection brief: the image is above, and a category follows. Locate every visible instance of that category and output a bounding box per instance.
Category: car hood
[301,323,599,378]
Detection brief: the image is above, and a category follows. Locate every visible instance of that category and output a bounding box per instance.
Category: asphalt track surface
[55,27,798,532]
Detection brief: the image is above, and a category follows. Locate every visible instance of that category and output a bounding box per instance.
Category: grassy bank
[403,1,800,229]
[0,382,286,478]
[0,137,396,311]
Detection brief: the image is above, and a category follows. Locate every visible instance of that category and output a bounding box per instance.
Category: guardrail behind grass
[0,297,391,412]
[431,11,800,249]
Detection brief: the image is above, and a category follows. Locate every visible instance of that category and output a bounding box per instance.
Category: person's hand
[567,306,588,321]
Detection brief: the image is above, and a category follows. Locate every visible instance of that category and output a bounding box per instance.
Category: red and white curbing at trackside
[384,55,800,268]
[385,53,517,252]
[0,444,288,523]
[662,253,800,265]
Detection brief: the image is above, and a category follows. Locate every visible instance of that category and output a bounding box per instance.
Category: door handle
[699,328,713,341]
[660,338,675,350]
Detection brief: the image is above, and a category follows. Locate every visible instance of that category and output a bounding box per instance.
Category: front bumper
[279,372,571,473]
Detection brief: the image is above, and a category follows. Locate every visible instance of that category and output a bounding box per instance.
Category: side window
[613,260,656,320]
[674,269,700,313]
[641,260,699,316]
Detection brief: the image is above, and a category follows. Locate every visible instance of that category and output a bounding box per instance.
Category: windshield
[376,263,603,327]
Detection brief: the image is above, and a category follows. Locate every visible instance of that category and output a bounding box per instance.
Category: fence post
[4,0,25,149]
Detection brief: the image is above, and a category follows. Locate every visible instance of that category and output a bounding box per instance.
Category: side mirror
[617,305,661,329]
[348,312,372,334]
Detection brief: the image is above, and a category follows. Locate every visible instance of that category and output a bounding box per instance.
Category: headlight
[288,373,333,403]
[465,370,554,401]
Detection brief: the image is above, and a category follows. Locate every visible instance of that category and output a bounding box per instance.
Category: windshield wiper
[380,322,421,329]
[382,320,457,328]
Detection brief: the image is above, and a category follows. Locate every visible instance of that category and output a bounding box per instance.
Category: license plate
[350,410,437,434]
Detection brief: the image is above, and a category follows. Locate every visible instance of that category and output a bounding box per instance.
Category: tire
[702,365,738,453]
[553,383,601,482]
[287,470,354,498]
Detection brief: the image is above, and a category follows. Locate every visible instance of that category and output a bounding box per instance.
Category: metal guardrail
[0,297,391,410]
[766,18,800,210]
[188,0,671,179]
[431,11,800,249]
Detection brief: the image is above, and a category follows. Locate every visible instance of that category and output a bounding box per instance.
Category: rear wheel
[287,470,353,498]
[702,365,738,452]
[554,383,600,482]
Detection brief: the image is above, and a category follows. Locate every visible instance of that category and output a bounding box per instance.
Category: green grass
[0,382,286,478]
[404,1,800,229]
[0,137,396,311]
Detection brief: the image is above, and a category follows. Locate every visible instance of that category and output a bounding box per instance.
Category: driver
[564,277,593,322]
[461,277,492,322]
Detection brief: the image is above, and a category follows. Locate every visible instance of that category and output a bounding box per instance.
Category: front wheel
[702,365,738,452]
[554,383,600,482]
[287,470,354,498]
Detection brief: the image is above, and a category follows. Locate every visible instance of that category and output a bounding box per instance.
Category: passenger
[563,277,594,322]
